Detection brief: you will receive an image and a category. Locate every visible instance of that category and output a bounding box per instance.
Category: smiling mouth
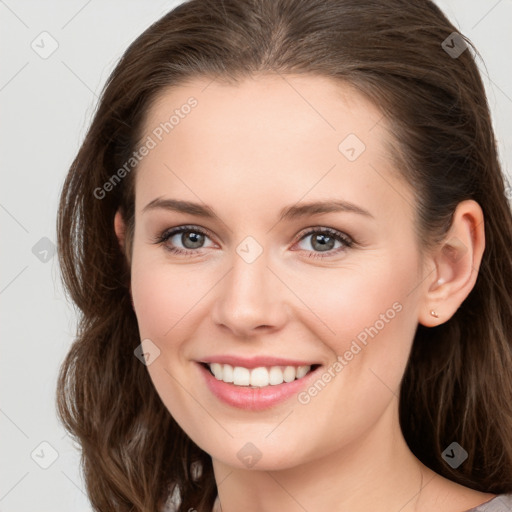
[200,362,321,388]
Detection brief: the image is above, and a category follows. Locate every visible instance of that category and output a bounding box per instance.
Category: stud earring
[430,310,439,318]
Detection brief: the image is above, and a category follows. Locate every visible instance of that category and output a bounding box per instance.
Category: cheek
[302,260,413,333]
[293,252,420,383]
[129,253,209,433]
[284,262,419,455]
[130,251,210,340]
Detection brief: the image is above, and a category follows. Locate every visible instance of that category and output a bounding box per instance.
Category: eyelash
[152,225,355,259]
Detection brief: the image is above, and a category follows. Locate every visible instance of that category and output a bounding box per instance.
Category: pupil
[313,234,334,251]
[183,231,204,249]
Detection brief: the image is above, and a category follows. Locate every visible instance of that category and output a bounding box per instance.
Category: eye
[153,225,355,259]
[294,227,354,258]
[153,225,215,256]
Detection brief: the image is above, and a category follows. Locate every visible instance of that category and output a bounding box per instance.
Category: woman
[56,0,512,511]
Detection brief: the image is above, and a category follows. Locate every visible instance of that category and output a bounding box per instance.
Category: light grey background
[1,1,511,510]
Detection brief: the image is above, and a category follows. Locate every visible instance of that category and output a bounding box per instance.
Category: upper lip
[198,355,320,369]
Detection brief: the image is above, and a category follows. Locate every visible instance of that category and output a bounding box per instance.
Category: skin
[114,74,493,511]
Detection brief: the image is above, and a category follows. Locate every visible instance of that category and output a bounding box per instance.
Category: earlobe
[418,200,485,327]
[114,210,126,251]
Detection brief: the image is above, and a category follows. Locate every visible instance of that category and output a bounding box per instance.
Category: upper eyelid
[160,225,215,244]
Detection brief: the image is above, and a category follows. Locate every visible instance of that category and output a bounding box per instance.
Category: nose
[211,249,289,337]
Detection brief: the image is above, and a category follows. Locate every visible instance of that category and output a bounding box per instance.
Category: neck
[211,400,435,512]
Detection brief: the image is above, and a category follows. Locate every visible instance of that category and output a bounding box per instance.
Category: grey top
[465,493,512,511]
[165,492,512,511]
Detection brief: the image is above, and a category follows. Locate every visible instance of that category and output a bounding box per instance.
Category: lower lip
[196,362,321,411]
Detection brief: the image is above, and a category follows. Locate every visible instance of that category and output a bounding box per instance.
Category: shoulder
[415,468,503,512]
[465,493,512,511]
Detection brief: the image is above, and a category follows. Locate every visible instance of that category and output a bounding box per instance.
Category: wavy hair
[56,0,512,510]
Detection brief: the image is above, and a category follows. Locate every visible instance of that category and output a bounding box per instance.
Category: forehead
[142,73,385,145]
[134,74,414,223]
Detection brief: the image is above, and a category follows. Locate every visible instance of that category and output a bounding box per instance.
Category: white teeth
[283,366,296,383]
[232,366,250,386]
[222,364,234,383]
[210,363,222,379]
[269,366,284,385]
[250,367,269,387]
[296,366,309,379]
[207,363,312,387]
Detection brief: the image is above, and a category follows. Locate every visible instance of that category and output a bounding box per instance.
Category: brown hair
[56,0,512,510]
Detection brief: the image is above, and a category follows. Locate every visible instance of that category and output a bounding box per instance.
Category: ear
[418,199,485,327]
[114,209,126,252]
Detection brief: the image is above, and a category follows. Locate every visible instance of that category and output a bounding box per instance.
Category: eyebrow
[142,197,374,221]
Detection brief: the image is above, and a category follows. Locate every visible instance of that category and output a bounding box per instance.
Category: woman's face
[125,74,428,470]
